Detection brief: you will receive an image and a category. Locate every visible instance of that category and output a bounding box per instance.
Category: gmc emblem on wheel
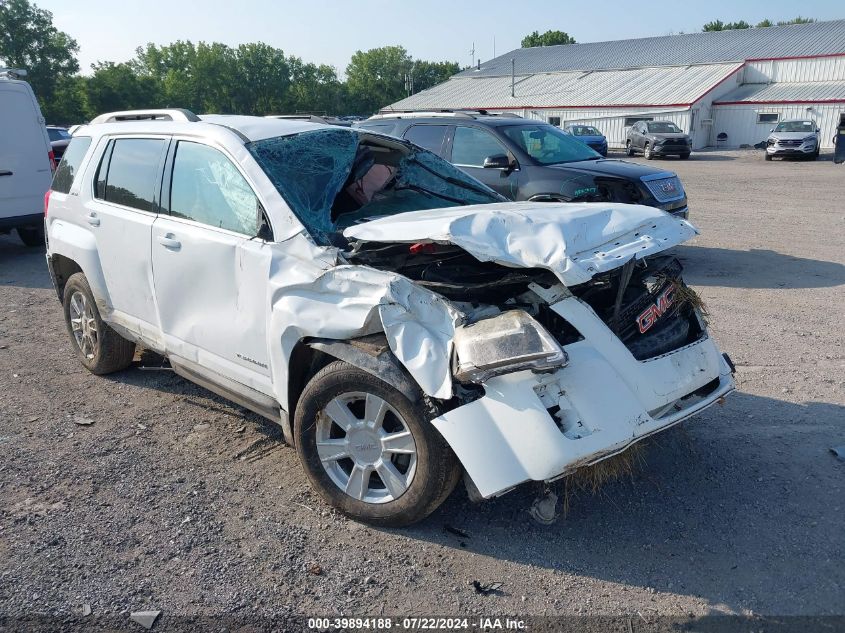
[636,284,677,334]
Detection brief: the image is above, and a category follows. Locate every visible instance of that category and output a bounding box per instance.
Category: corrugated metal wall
[744,57,845,83]
[712,103,843,148]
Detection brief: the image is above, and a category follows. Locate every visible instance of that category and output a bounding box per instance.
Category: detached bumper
[431,298,735,498]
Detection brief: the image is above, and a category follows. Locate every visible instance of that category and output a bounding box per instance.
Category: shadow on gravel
[0,234,51,290]
[404,392,845,614]
[677,244,845,289]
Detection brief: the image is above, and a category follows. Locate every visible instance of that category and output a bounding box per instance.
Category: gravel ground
[1,148,843,630]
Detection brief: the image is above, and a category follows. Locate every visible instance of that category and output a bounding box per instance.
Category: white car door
[84,136,168,343]
[151,139,273,394]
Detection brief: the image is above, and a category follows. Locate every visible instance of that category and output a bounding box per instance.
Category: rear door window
[51,137,92,193]
[403,125,449,155]
[450,126,508,167]
[96,138,166,212]
[168,141,261,236]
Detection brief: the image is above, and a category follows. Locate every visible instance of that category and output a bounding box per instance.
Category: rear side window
[403,125,449,155]
[360,123,396,135]
[95,138,165,212]
[169,141,261,236]
[51,137,92,194]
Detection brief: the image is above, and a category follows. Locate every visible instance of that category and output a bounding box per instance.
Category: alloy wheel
[315,391,417,504]
[69,291,98,360]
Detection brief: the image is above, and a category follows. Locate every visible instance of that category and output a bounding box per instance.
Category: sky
[39,0,844,75]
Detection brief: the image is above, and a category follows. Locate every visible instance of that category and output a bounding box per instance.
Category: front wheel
[644,143,653,159]
[764,153,773,161]
[625,140,634,156]
[679,152,690,160]
[294,360,460,527]
[62,273,135,374]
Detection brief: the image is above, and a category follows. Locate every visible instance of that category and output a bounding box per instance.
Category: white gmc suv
[46,109,735,526]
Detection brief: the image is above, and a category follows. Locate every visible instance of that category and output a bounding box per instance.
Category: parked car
[765,119,821,161]
[626,120,692,160]
[564,124,608,156]
[0,68,54,246]
[46,126,72,161]
[357,112,689,218]
[46,109,734,526]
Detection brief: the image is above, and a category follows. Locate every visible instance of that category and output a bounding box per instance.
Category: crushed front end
[347,237,735,499]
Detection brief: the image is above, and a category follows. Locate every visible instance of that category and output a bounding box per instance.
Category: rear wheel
[62,273,135,374]
[625,140,634,156]
[294,360,460,527]
[17,225,44,247]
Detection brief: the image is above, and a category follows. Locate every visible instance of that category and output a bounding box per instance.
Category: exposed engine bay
[347,240,704,363]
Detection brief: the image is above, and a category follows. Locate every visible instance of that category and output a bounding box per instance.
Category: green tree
[521,30,576,47]
[777,16,815,25]
[411,60,459,92]
[0,0,79,119]
[346,45,412,114]
[233,42,291,115]
[756,19,773,27]
[703,19,751,31]
[85,62,160,116]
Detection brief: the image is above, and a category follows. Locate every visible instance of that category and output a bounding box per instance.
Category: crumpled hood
[344,201,698,286]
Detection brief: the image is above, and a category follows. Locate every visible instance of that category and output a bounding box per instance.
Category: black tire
[17,225,44,247]
[764,153,773,161]
[679,152,690,160]
[294,360,461,527]
[625,140,634,156]
[644,143,653,160]
[62,272,135,375]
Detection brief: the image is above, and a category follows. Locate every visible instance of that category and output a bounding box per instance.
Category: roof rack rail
[89,108,200,124]
[264,114,330,124]
[0,68,28,79]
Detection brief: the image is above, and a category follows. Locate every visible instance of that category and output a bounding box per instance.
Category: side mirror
[770,128,775,133]
[483,154,511,169]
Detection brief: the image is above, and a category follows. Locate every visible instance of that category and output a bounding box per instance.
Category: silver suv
[765,119,821,160]
[45,109,734,526]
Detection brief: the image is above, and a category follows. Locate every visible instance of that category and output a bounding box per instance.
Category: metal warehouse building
[385,20,845,150]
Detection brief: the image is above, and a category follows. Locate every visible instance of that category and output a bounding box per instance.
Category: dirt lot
[1,148,843,630]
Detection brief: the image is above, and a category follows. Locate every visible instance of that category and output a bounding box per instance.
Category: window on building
[547,116,561,127]
[450,126,508,167]
[757,112,780,124]
[624,116,653,127]
[95,138,166,212]
[170,141,261,236]
[403,125,449,155]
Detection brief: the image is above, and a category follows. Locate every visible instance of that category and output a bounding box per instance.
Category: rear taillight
[48,150,56,172]
[44,190,52,217]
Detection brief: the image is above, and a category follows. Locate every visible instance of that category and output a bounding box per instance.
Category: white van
[0,69,53,246]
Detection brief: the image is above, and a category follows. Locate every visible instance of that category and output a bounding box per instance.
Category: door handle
[157,234,181,250]
[0,170,12,177]
[86,212,100,227]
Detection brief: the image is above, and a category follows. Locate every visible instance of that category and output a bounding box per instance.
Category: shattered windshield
[247,128,503,244]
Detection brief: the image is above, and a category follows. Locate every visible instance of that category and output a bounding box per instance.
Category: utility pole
[470,42,476,68]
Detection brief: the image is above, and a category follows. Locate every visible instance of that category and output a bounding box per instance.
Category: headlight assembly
[453,310,568,383]
[802,135,816,144]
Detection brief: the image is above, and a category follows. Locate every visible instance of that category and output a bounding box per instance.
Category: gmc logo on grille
[636,284,677,334]
[659,181,677,193]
